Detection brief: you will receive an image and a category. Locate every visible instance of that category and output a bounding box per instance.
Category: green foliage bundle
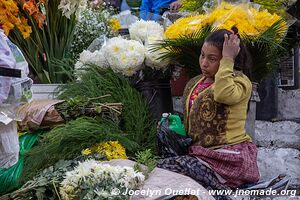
[55,95,123,122]
[134,149,159,176]
[180,0,210,12]
[21,117,138,183]
[253,0,297,15]
[58,67,157,149]
[242,19,290,82]
[153,26,212,77]
[1,160,80,200]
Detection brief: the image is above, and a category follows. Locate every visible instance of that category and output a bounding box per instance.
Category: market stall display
[0,0,298,199]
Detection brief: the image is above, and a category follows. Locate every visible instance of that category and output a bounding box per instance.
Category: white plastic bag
[1,30,33,106]
[114,10,138,29]
[0,120,19,168]
[4,39,33,105]
[0,30,16,105]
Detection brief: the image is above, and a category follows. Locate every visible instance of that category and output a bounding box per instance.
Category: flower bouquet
[76,19,171,81]
[0,0,88,83]
[81,141,128,160]
[0,0,119,84]
[74,19,174,119]
[156,0,292,82]
[60,159,145,200]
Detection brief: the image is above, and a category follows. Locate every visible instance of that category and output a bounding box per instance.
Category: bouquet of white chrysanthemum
[74,20,171,79]
[59,159,145,200]
[75,49,108,70]
[102,37,146,76]
[127,20,171,78]
[145,36,170,70]
[129,20,165,43]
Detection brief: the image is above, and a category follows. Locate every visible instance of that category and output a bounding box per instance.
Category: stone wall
[278,88,300,121]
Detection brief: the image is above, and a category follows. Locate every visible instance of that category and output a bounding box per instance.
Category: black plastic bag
[157,119,192,158]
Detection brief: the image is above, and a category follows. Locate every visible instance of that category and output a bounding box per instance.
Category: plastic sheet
[5,39,32,105]
[1,30,33,107]
[114,10,138,29]
[0,132,40,195]
[0,31,16,105]
[0,121,18,169]
[87,35,109,52]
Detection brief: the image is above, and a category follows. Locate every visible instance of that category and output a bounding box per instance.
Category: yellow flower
[109,18,121,33]
[81,148,92,155]
[0,0,46,39]
[84,140,127,160]
[165,2,287,39]
[113,46,120,53]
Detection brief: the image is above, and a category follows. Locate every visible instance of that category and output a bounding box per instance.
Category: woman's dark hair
[204,26,253,80]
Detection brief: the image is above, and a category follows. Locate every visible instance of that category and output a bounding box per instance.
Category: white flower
[59,159,145,200]
[74,49,107,80]
[103,37,145,76]
[76,49,107,68]
[58,0,88,19]
[145,36,170,70]
[70,8,116,60]
[129,20,165,43]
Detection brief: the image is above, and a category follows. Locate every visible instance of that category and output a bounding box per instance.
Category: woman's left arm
[214,58,252,105]
[214,34,251,105]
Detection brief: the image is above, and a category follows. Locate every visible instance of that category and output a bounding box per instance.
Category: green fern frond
[152,26,213,77]
[58,66,156,149]
[22,117,138,183]
[241,19,288,82]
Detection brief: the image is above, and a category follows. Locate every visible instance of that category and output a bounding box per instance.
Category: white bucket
[31,84,62,100]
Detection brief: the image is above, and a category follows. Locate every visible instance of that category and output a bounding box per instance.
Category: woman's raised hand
[222,34,240,61]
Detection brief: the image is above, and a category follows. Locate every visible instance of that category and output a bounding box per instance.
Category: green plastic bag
[0,132,39,195]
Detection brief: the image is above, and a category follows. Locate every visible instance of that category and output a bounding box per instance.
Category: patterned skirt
[157,142,260,200]
[188,141,260,188]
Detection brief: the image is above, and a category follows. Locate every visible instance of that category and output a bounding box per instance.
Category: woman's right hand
[222,34,240,61]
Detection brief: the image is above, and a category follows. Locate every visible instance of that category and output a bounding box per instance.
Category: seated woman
[139,0,181,21]
[157,27,260,199]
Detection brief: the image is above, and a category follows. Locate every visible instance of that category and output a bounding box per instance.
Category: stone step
[255,121,300,149]
[257,147,300,190]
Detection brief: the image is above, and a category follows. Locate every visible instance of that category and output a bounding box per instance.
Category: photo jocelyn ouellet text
[110,187,298,197]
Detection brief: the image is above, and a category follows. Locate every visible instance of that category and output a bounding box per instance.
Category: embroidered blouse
[189,78,213,109]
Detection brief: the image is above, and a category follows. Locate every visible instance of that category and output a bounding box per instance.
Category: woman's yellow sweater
[182,58,252,149]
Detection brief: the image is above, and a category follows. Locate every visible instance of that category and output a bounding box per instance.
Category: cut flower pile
[75,20,170,78]
[165,2,287,39]
[60,159,145,200]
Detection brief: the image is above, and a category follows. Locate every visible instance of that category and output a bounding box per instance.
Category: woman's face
[199,42,222,79]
